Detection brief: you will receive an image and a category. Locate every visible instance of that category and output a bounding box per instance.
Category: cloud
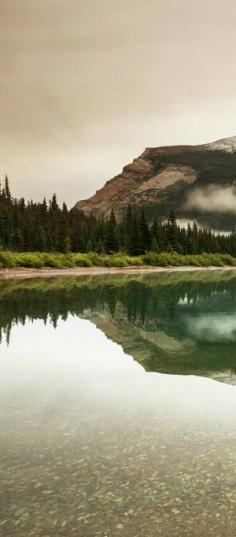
[186,184,236,214]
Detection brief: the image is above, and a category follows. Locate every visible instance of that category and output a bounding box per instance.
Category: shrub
[142,252,178,266]
[126,256,143,266]
[1,250,236,269]
[87,253,106,266]
[16,253,44,268]
[73,254,92,267]
[0,251,16,267]
[218,254,236,266]
[108,256,127,267]
[41,254,63,267]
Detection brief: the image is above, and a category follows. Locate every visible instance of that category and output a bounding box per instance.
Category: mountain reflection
[1,271,236,382]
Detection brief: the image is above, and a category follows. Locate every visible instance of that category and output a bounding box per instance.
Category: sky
[1,0,236,207]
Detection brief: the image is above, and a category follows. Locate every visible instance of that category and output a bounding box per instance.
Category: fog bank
[186,185,236,214]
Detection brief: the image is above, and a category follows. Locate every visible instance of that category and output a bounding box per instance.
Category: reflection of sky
[186,314,236,342]
[1,315,236,423]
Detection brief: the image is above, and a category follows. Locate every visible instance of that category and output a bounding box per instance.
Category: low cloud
[186,184,236,214]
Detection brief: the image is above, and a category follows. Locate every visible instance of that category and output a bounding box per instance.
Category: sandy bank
[0,265,235,280]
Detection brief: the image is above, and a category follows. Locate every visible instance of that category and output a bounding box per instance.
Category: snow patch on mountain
[204,136,236,153]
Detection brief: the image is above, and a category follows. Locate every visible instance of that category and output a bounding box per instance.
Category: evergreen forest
[1,175,236,256]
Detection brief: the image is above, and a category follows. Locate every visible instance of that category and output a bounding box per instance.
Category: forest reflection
[1,271,236,381]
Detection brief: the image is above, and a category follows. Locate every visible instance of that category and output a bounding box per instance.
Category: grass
[0,251,235,269]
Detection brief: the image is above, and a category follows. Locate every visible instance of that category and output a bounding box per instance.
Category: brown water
[1,273,236,536]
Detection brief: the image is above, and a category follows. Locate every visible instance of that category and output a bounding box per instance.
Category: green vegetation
[0,251,236,269]
[2,176,236,257]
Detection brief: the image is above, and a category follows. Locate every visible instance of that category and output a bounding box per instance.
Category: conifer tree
[105,209,119,253]
[139,207,150,253]
[4,175,11,201]
[0,175,235,257]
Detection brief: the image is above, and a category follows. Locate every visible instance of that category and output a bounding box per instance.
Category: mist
[186,184,236,214]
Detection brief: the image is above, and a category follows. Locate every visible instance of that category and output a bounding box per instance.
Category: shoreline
[0,265,236,280]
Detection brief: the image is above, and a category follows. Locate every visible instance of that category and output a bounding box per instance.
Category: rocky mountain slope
[75,136,236,231]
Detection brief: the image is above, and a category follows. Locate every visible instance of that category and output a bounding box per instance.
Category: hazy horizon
[1,0,236,207]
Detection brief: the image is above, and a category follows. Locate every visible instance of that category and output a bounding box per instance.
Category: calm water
[1,271,236,536]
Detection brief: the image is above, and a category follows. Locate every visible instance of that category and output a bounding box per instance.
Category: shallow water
[1,271,236,536]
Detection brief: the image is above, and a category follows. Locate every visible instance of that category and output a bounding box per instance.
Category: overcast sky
[1,0,236,207]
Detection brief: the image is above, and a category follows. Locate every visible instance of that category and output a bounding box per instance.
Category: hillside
[75,136,236,231]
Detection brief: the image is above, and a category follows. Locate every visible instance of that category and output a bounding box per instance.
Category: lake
[1,271,236,536]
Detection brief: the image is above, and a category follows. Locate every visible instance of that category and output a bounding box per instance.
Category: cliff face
[75,136,236,230]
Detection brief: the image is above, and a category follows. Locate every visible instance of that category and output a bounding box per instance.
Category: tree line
[1,175,236,255]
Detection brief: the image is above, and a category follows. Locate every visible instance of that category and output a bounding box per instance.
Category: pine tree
[62,234,71,253]
[123,205,133,252]
[128,212,143,255]
[139,207,150,253]
[4,175,11,201]
[96,238,105,253]
[151,216,163,251]
[37,226,47,251]
[0,174,236,257]
[165,211,178,251]
[105,209,119,253]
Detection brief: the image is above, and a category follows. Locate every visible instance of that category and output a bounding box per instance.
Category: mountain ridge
[75,136,236,230]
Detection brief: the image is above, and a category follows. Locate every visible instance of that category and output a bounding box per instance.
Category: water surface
[1,271,236,536]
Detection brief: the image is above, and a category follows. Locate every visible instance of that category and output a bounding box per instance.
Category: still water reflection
[1,271,236,536]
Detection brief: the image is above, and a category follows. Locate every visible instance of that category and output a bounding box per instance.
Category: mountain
[75,136,236,231]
